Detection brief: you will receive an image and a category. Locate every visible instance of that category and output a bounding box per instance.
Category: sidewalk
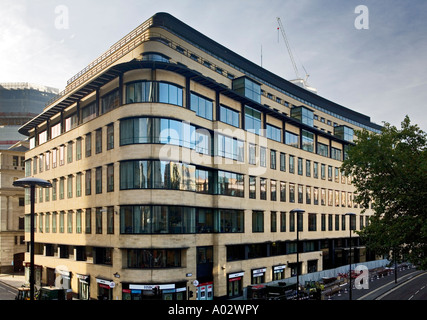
[0,272,27,289]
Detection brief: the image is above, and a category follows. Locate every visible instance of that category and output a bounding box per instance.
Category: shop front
[227,271,244,299]
[77,274,90,300]
[195,281,213,300]
[122,282,187,300]
[96,278,115,300]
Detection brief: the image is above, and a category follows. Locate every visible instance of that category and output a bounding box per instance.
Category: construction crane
[276,17,317,94]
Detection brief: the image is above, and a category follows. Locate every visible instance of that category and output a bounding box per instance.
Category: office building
[19,13,380,300]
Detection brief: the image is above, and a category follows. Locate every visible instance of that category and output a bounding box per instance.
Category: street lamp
[345,212,356,300]
[13,177,52,301]
[290,208,305,300]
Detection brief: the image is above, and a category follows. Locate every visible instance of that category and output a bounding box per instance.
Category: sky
[1,0,426,131]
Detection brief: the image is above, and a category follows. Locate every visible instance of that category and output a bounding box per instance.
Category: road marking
[408,295,413,300]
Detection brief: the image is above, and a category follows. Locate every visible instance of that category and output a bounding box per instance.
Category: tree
[341,116,427,268]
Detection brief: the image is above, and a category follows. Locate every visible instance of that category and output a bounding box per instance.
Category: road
[376,271,427,300]
[329,265,425,300]
[0,281,17,300]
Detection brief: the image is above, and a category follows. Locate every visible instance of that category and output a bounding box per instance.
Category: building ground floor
[24,236,377,300]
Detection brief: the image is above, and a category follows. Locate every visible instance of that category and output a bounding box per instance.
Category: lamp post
[13,177,52,301]
[290,208,305,300]
[345,212,356,300]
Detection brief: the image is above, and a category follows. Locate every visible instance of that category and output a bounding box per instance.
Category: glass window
[291,106,314,127]
[216,170,244,197]
[95,129,102,154]
[260,178,266,200]
[244,106,262,135]
[190,93,213,120]
[220,105,239,127]
[249,176,256,199]
[216,134,244,161]
[302,130,314,152]
[317,143,329,157]
[252,211,264,232]
[101,89,120,114]
[285,131,299,148]
[107,124,114,150]
[126,81,182,106]
[266,124,281,142]
[280,152,286,171]
[96,167,102,194]
[232,77,261,103]
[82,102,97,123]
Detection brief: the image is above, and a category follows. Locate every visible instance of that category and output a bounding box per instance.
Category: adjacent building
[18,12,381,300]
[0,141,28,273]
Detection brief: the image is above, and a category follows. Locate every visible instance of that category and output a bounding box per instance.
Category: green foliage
[341,116,427,268]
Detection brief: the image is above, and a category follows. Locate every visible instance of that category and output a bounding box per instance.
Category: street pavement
[0,272,26,300]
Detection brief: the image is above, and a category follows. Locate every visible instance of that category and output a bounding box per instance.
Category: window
[248,144,256,165]
[195,168,213,194]
[120,205,198,234]
[216,134,244,161]
[85,170,92,195]
[317,143,329,157]
[289,183,295,203]
[65,114,78,132]
[76,138,82,160]
[306,186,311,204]
[59,145,65,166]
[220,105,239,127]
[298,157,303,175]
[244,106,262,135]
[270,180,277,201]
[309,213,317,231]
[298,185,303,204]
[107,123,114,150]
[190,93,213,120]
[306,160,311,177]
[82,102,96,123]
[302,130,314,152]
[260,147,266,167]
[85,133,92,157]
[67,175,73,198]
[119,117,210,155]
[101,89,120,114]
[120,160,196,192]
[85,209,92,234]
[266,124,281,142]
[59,178,64,199]
[271,212,277,232]
[249,176,256,199]
[291,106,314,127]
[232,77,261,103]
[52,149,57,168]
[285,131,299,148]
[280,152,286,171]
[76,210,82,233]
[260,178,266,200]
[334,125,354,142]
[107,207,114,234]
[107,164,114,192]
[67,211,73,233]
[280,181,286,202]
[126,81,183,106]
[96,208,102,234]
[67,142,73,163]
[270,150,276,169]
[252,211,264,232]
[51,122,61,139]
[280,212,286,232]
[127,248,181,268]
[216,170,244,197]
[96,167,102,194]
[96,129,102,154]
[331,147,342,161]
